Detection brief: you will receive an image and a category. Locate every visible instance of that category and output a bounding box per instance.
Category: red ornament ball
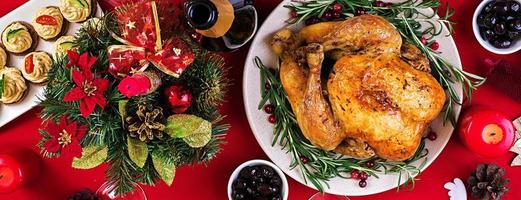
[164,85,193,114]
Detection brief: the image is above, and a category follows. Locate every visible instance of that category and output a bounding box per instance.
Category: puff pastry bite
[59,0,95,23]
[1,22,38,54]
[0,67,28,104]
[53,35,77,57]
[0,45,7,67]
[22,51,52,83]
[33,6,67,40]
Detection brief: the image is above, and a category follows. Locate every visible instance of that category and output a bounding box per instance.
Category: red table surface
[1,0,521,199]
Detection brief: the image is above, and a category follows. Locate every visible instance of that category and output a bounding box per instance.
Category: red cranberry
[430,41,440,50]
[375,1,386,7]
[305,17,321,25]
[350,170,360,180]
[359,172,368,181]
[332,3,343,12]
[268,115,277,124]
[365,161,375,168]
[355,9,366,16]
[359,180,367,188]
[333,12,341,19]
[265,82,271,90]
[264,104,275,114]
[323,11,333,20]
[300,156,310,164]
[290,10,298,18]
[427,131,437,141]
[420,37,428,45]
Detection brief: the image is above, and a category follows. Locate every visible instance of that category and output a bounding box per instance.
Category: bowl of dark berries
[228,159,288,200]
[473,0,521,54]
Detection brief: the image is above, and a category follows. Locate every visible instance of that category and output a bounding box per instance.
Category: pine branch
[105,132,139,195]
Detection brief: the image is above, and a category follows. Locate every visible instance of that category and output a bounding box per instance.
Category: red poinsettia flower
[43,115,87,158]
[63,51,109,118]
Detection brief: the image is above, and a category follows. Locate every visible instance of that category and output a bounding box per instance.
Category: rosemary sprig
[255,57,428,192]
[285,0,486,125]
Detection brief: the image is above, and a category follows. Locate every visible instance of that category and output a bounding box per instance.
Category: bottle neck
[185,1,219,30]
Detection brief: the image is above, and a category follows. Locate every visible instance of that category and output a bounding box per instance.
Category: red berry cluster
[375,1,393,7]
[350,161,375,188]
[304,2,344,25]
[420,36,440,50]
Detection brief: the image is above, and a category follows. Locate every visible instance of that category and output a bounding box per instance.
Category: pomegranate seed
[300,156,310,164]
[428,131,437,141]
[290,10,298,18]
[359,172,368,181]
[365,161,375,168]
[375,1,386,7]
[268,115,277,124]
[430,41,440,50]
[359,180,367,188]
[332,3,343,12]
[265,82,271,90]
[350,170,361,180]
[264,104,275,114]
[420,37,428,45]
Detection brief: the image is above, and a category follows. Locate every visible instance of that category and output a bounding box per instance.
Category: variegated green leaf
[151,150,176,186]
[72,145,108,169]
[127,137,148,168]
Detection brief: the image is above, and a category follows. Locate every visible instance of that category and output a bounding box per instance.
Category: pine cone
[467,163,509,200]
[68,189,100,200]
[126,102,166,142]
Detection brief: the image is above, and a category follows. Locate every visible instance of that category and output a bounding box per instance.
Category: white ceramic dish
[227,159,289,200]
[242,0,463,196]
[472,0,521,54]
[0,0,102,128]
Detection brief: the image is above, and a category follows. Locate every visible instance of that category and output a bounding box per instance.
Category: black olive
[508,30,521,39]
[509,19,521,31]
[492,37,513,48]
[495,22,507,35]
[257,184,272,196]
[484,14,498,28]
[233,191,246,200]
[480,28,495,41]
[483,1,496,13]
[233,178,248,190]
[494,1,509,14]
[508,1,521,13]
[270,176,282,186]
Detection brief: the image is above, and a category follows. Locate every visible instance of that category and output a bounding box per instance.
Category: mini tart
[53,35,77,57]
[22,51,52,83]
[0,44,7,67]
[59,0,97,23]
[33,6,69,41]
[0,67,28,104]
[1,21,39,55]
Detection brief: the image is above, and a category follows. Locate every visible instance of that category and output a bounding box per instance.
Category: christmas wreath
[36,0,230,195]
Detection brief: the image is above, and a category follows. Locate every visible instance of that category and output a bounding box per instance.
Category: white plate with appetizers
[0,0,102,128]
[243,0,464,196]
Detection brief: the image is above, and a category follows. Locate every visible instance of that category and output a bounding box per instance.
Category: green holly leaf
[164,114,212,138]
[151,150,176,186]
[72,145,108,169]
[118,100,128,124]
[127,137,148,168]
[183,131,212,148]
[7,28,23,42]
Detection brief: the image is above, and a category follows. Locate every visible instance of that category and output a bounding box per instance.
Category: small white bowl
[472,0,521,54]
[227,159,289,200]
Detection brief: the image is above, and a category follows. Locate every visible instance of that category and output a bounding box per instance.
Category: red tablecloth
[1,0,520,199]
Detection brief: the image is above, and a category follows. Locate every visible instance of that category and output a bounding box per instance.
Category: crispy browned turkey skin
[271,15,446,161]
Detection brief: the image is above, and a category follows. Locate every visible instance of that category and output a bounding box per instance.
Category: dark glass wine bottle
[184,0,257,51]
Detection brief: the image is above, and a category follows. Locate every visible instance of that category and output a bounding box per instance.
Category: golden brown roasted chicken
[271,15,446,161]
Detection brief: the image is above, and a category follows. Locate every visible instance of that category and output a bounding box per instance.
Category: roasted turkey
[270,15,446,161]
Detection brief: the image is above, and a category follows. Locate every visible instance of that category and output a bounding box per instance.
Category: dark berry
[268,115,277,124]
[494,22,507,35]
[484,14,498,28]
[233,178,248,190]
[385,2,394,7]
[299,155,310,164]
[375,1,386,7]
[509,19,521,32]
[233,191,246,200]
[290,10,298,18]
[502,15,515,21]
[427,131,437,141]
[323,11,333,20]
[508,31,521,39]
[265,82,271,90]
[261,166,275,178]
[264,104,275,114]
[492,37,512,48]
[332,3,343,12]
[420,37,428,45]
[483,2,495,13]
[508,1,520,13]
[272,196,282,200]
[269,186,280,195]
[246,187,256,196]
[355,9,366,16]
[494,2,509,14]
[270,176,282,186]
[430,41,440,50]
[477,14,487,27]
[239,166,253,179]
[365,161,375,168]
[333,12,342,19]
[257,184,272,196]
[350,170,360,179]
[480,29,495,41]
[359,180,367,188]
[305,17,321,25]
[359,172,369,181]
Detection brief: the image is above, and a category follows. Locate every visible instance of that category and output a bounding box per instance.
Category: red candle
[0,147,41,193]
